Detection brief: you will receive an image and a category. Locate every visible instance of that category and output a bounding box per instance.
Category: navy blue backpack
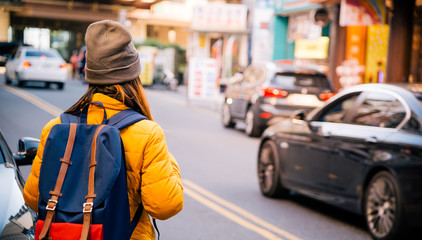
[35,102,146,240]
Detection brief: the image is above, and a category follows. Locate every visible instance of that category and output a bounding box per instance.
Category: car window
[14,49,21,59]
[272,73,331,90]
[350,92,406,128]
[402,114,422,133]
[25,50,58,58]
[316,93,360,123]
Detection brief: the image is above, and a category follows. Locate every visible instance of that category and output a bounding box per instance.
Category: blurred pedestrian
[23,20,184,239]
[78,46,86,80]
[69,50,79,79]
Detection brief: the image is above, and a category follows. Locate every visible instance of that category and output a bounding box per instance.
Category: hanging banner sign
[188,58,219,100]
[191,3,248,33]
[340,0,386,26]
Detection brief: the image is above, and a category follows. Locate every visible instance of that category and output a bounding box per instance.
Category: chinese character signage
[188,58,219,100]
[364,25,389,83]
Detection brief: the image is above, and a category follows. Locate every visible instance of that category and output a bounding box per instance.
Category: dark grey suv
[0,130,38,239]
[222,62,334,137]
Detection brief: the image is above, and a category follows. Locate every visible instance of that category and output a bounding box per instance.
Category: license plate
[285,94,323,107]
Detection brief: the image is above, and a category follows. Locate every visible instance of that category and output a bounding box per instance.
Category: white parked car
[5,46,68,89]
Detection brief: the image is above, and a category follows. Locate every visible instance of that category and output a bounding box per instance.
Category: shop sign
[340,0,386,26]
[294,36,329,59]
[288,14,322,42]
[274,0,321,15]
[256,0,274,8]
[188,58,220,100]
[364,25,389,83]
[191,3,248,32]
[138,47,157,86]
[252,7,274,63]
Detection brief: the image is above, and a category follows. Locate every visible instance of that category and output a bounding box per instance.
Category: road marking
[183,179,302,240]
[184,187,284,240]
[2,84,62,117]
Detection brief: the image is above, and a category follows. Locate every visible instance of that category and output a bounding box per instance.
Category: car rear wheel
[364,171,406,240]
[5,74,12,85]
[57,82,64,90]
[258,140,289,198]
[222,103,235,128]
[15,72,24,87]
[245,108,262,137]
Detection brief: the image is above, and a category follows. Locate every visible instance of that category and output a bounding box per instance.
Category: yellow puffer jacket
[23,93,184,239]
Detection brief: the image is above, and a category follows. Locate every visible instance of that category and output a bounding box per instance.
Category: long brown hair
[65,77,153,120]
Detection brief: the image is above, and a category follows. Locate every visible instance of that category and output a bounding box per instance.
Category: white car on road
[5,46,68,89]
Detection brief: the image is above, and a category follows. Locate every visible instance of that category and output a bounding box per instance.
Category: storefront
[187,2,249,100]
[273,0,330,72]
[315,0,420,86]
[1,0,190,64]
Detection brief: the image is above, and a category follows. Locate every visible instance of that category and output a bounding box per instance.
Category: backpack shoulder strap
[60,113,80,123]
[107,109,147,129]
[108,109,147,236]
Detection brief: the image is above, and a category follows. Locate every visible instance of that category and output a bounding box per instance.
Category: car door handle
[365,136,378,143]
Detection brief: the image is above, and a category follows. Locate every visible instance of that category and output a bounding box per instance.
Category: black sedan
[0,130,38,239]
[257,83,422,240]
[222,62,334,137]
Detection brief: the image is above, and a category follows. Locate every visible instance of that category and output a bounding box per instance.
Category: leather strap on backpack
[80,125,105,240]
[39,123,77,240]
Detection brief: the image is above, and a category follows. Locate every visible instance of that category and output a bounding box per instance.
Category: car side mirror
[14,137,40,166]
[291,109,308,121]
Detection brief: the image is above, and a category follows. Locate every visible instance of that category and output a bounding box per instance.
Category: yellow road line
[184,187,284,240]
[183,179,302,240]
[2,84,62,117]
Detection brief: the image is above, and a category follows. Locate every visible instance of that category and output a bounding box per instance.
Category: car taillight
[22,61,31,68]
[319,92,335,101]
[261,87,288,98]
[60,63,67,69]
[260,112,272,118]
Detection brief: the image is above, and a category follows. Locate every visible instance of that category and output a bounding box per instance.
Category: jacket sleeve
[23,118,59,212]
[140,124,184,220]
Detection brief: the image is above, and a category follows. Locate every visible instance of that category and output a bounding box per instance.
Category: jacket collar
[91,93,130,111]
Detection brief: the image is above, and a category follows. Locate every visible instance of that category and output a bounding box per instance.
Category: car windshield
[272,73,331,90]
[25,50,57,58]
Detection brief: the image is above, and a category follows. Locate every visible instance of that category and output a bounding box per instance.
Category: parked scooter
[162,68,178,91]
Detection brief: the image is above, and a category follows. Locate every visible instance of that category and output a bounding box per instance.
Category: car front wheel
[222,103,235,128]
[364,171,406,240]
[245,108,262,137]
[258,140,289,198]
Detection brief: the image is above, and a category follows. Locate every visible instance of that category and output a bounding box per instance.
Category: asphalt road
[0,75,372,240]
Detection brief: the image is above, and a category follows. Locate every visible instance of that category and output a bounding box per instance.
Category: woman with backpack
[23,20,184,240]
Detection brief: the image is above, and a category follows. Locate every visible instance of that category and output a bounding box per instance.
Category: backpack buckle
[46,199,58,211]
[83,202,94,213]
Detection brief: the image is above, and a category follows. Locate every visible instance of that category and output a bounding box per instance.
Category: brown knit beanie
[84,20,141,85]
